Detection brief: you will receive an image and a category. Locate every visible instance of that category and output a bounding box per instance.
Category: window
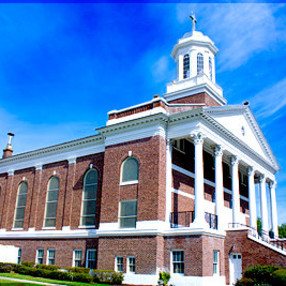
[183,54,190,79]
[121,157,139,184]
[86,249,96,269]
[14,182,28,229]
[74,249,82,267]
[209,57,212,80]
[172,250,184,274]
[36,249,44,264]
[213,250,219,275]
[128,257,135,273]
[173,139,185,153]
[115,256,123,272]
[44,177,59,228]
[197,53,204,74]
[47,249,55,265]
[119,200,137,228]
[80,169,98,226]
[17,248,21,264]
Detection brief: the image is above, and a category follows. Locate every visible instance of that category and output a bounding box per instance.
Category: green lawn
[0,273,109,286]
[0,279,34,285]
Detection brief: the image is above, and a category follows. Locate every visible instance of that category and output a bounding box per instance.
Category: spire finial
[190,13,197,32]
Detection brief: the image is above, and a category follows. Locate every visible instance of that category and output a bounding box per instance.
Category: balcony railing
[170,211,218,229]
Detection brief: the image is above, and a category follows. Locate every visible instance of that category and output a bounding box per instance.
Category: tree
[278,224,286,238]
[257,218,262,236]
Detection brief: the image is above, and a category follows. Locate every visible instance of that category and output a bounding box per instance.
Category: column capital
[230,155,239,166]
[214,145,223,157]
[247,166,255,176]
[8,169,14,176]
[268,180,277,189]
[35,164,42,171]
[68,157,77,165]
[191,131,205,145]
[259,174,266,183]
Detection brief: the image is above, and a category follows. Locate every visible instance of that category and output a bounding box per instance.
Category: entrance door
[229,253,242,285]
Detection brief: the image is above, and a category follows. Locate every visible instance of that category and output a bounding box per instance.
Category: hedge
[272,269,286,286]
[92,269,124,285]
[35,264,60,271]
[65,266,90,273]
[73,273,93,283]
[21,261,34,268]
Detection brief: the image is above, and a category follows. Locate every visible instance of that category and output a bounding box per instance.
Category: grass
[0,273,109,286]
[0,279,34,285]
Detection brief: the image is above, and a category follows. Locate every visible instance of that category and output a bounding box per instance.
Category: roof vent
[243,101,249,106]
[3,132,14,159]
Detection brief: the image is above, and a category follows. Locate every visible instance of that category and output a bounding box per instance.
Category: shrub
[158,271,171,286]
[65,266,90,273]
[35,264,60,271]
[0,264,13,273]
[72,272,93,283]
[21,261,34,268]
[15,265,33,276]
[0,263,17,272]
[31,268,51,278]
[244,264,281,285]
[47,270,73,281]
[91,269,124,284]
[235,277,255,286]
[272,269,286,286]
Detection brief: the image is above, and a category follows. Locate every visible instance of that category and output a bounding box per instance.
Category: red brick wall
[168,92,220,106]
[100,136,166,224]
[225,230,286,284]
[0,238,97,268]
[97,236,158,274]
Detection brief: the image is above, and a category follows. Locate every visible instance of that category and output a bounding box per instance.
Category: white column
[191,132,208,228]
[259,175,269,235]
[178,54,183,81]
[165,139,173,227]
[269,181,278,238]
[231,156,240,226]
[248,167,257,230]
[214,145,224,230]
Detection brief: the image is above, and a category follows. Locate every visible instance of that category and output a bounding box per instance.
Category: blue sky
[0,3,285,224]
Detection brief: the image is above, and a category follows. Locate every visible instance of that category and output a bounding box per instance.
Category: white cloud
[250,77,286,120]
[152,56,173,83]
[176,3,286,70]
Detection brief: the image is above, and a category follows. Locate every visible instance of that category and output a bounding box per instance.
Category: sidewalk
[0,276,65,285]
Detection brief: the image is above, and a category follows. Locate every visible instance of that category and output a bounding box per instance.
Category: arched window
[209,57,212,80]
[197,53,204,74]
[44,177,59,228]
[121,157,139,183]
[183,54,190,79]
[80,169,98,226]
[14,182,28,228]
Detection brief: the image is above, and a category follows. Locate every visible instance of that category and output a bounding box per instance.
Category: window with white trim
[36,249,44,264]
[209,57,212,80]
[86,249,96,269]
[172,250,184,274]
[80,169,98,226]
[115,256,123,272]
[47,249,55,265]
[183,54,190,79]
[213,250,219,275]
[119,200,137,229]
[121,157,139,184]
[44,177,59,228]
[14,182,28,229]
[197,53,204,74]
[17,248,22,264]
[73,249,82,267]
[127,256,135,273]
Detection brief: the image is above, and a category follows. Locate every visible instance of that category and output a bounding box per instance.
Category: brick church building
[0,16,285,286]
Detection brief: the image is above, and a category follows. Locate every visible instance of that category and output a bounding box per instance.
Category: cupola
[164,14,226,106]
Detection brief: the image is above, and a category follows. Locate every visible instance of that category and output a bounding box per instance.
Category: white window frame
[213,250,220,276]
[119,199,137,229]
[171,250,184,275]
[127,256,135,274]
[13,182,28,229]
[36,248,44,265]
[47,249,55,265]
[73,249,82,267]
[17,248,21,264]
[120,157,139,185]
[115,256,124,272]
[80,169,98,227]
[86,249,96,269]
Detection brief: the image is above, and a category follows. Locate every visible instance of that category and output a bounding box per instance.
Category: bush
[158,271,171,286]
[21,261,34,268]
[0,264,13,273]
[92,269,124,284]
[272,269,286,286]
[65,266,90,273]
[0,263,17,272]
[15,265,33,276]
[72,272,93,283]
[47,270,73,281]
[244,264,281,285]
[35,264,60,271]
[235,277,255,286]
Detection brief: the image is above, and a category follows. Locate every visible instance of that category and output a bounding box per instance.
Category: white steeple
[164,15,226,106]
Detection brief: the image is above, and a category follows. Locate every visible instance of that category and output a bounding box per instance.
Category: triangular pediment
[203,105,279,169]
